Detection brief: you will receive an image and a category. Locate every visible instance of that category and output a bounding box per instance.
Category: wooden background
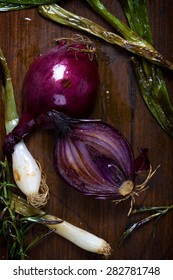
[1,0,173,260]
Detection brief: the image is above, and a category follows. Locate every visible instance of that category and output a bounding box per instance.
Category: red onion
[22,39,99,118]
[46,111,155,208]
[3,38,99,155]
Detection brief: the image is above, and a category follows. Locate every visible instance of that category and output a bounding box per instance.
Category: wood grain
[0,0,173,260]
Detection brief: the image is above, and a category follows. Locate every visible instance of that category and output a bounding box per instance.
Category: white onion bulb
[12,141,49,207]
[12,141,41,195]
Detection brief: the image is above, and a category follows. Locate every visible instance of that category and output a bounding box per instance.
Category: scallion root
[27,161,50,208]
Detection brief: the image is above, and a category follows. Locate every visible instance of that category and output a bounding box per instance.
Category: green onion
[0,0,62,12]
[121,0,173,137]
[86,0,153,46]
[38,3,173,71]
[0,3,35,11]
[0,48,18,134]
[11,193,111,257]
[0,159,111,258]
[86,0,173,137]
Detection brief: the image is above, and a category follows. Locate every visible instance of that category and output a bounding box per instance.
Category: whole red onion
[3,39,99,154]
[22,39,99,118]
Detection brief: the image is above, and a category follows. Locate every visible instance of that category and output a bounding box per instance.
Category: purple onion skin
[3,41,99,155]
[50,111,150,200]
[22,41,99,118]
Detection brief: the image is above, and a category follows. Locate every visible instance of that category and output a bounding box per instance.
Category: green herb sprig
[119,204,173,242]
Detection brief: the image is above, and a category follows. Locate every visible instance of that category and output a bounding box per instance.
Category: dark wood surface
[1,0,173,260]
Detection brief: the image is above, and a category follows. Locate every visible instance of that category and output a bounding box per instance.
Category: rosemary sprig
[119,204,173,242]
[0,160,54,259]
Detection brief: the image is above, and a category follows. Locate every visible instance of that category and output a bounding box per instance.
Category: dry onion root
[12,140,49,208]
[113,165,160,215]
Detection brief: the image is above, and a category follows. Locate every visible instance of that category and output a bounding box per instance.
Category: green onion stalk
[0,0,57,12]
[38,3,173,71]
[0,48,111,259]
[38,2,173,137]
[0,48,19,134]
[86,0,173,137]
[121,0,173,137]
[0,3,34,11]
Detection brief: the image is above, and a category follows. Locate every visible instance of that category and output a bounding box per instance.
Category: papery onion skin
[47,111,144,200]
[3,40,99,155]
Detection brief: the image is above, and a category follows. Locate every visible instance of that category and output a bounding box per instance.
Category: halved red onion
[47,111,154,204]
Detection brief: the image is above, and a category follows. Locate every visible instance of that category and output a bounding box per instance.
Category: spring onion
[38,3,173,71]
[0,48,49,207]
[86,0,173,137]
[121,0,173,137]
[0,0,62,11]
[11,193,111,257]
